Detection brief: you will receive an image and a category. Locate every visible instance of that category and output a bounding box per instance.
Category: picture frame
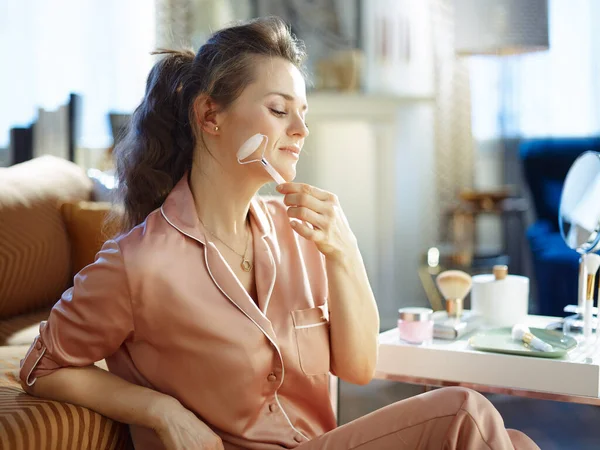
[251,0,362,90]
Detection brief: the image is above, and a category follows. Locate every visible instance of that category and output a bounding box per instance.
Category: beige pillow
[0,156,92,319]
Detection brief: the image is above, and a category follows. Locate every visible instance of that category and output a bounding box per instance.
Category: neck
[189,156,259,240]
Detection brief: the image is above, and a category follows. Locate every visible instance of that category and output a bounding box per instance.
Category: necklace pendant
[241,259,253,272]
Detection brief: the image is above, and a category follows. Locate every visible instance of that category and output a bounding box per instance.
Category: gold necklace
[200,219,253,272]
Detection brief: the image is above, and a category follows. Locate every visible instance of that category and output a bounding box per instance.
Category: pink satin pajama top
[19,175,337,449]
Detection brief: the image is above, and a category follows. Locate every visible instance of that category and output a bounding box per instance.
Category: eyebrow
[265,92,308,111]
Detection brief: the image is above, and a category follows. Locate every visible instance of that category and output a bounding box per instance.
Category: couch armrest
[0,345,132,450]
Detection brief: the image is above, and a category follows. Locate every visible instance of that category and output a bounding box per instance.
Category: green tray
[468,327,577,358]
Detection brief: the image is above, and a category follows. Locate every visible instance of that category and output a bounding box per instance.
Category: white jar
[471,265,529,327]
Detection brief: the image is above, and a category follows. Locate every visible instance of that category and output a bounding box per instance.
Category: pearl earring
[214,125,219,131]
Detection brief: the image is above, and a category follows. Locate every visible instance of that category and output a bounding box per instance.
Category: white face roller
[236,133,286,185]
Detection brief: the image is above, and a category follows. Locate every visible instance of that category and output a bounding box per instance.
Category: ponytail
[112,49,195,233]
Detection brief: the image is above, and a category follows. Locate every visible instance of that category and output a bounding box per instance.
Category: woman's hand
[277,183,358,262]
[150,396,224,450]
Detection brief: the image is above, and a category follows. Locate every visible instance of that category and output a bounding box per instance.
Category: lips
[279,146,301,156]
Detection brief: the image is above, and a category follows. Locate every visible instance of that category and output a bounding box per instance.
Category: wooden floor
[338,379,600,449]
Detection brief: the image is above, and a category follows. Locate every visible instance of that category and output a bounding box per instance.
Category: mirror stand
[545,152,600,334]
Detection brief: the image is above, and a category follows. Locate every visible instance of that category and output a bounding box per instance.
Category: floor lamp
[452,0,550,278]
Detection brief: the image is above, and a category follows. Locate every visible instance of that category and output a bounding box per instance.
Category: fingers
[290,220,325,241]
[287,206,327,230]
[282,191,328,215]
[277,182,335,202]
[277,183,340,248]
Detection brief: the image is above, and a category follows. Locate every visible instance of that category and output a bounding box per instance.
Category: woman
[20,17,538,450]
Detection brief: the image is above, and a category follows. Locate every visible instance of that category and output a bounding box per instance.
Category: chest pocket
[291,305,330,376]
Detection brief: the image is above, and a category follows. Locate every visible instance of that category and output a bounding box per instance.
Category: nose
[288,113,309,139]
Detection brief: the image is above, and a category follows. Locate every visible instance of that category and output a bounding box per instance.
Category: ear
[193,95,222,135]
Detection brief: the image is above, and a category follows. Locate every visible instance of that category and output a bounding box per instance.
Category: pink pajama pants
[299,387,539,450]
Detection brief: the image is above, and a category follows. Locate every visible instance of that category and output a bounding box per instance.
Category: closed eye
[269,107,308,129]
[269,108,287,117]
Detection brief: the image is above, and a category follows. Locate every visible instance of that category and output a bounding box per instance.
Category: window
[469,0,600,140]
[0,0,155,149]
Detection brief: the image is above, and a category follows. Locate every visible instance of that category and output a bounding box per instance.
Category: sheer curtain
[469,0,600,140]
[0,0,156,150]
[430,0,475,242]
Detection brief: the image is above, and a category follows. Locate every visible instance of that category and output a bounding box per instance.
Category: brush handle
[446,298,463,318]
[584,298,593,340]
[579,256,587,310]
[526,334,554,352]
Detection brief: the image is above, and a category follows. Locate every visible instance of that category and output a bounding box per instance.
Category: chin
[276,165,297,182]
[266,150,299,182]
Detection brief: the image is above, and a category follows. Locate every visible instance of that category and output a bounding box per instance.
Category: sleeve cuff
[19,335,47,387]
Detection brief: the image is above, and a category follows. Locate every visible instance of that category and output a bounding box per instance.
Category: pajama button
[293,434,302,443]
[267,373,277,382]
[269,404,278,412]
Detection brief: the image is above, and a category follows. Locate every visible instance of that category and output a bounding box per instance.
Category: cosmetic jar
[471,265,529,326]
[398,307,434,345]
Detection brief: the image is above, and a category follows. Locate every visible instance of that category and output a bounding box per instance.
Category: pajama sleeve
[19,239,134,386]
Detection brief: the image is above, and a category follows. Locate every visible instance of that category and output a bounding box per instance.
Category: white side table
[375,315,600,405]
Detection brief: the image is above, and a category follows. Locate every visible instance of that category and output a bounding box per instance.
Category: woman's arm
[22,364,171,430]
[18,239,224,448]
[277,183,380,385]
[324,249,379,384]
[22,365,224,449]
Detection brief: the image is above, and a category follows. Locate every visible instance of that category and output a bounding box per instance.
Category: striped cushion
[0,346,132,449]
[0,308,51,346]
[0,156,93,319]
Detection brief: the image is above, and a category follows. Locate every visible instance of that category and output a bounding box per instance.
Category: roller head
[237,133,266,162]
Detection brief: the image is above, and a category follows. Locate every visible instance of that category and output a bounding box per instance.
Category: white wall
[296,93,436,331]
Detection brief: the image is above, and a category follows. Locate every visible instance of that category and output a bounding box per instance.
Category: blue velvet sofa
[520,137,600,317]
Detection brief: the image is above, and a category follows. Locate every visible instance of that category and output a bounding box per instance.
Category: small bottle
[398,307,434,345]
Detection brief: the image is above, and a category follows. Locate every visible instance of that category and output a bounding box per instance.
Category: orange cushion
[61,201,119,277]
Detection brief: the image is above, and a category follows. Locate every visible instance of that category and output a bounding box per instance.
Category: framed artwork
[252,0,434,96]
[361,0,435,97]
[252,0,362,89]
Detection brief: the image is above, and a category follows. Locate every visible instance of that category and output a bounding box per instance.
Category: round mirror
[559,151,600,253]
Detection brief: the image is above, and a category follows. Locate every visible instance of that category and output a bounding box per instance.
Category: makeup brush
[236,133,286,185]
[582,253,600,341]
[435,270,473,318]
[511,324,553,352]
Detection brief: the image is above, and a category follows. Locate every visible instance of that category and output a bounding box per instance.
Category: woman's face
[219,56,309,185]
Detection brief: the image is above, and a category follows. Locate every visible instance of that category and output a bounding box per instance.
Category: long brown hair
[111,16,306,233]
